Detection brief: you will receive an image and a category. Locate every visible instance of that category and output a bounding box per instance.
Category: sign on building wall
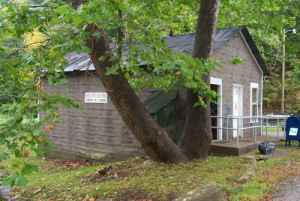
[84,92,108,103]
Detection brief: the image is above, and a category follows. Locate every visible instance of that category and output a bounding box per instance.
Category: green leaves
[21,163,38,175]
[1,158,39,187]
[3,174,27,187]
[231,56,244,65]
[2,162,38,187]
[0,1,216,172]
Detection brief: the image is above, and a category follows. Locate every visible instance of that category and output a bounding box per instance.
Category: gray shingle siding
[43,73,143,160]
[212,33,263,118]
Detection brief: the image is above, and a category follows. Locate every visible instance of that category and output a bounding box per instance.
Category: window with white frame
[250,83,259,119]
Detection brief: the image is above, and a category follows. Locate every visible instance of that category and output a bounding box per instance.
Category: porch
[210,115,288,156]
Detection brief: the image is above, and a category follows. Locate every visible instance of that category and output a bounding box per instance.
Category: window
[250,83,259,120]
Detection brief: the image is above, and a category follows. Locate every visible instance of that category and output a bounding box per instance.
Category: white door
[233,84,243,138]
[210,77,223,141]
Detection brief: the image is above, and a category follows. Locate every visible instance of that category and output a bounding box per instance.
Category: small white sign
[84,92,108,103]
[289,128,298,136]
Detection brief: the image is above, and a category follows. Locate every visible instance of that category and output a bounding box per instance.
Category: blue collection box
[285,116,300,146]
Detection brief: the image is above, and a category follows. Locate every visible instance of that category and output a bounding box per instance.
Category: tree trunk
[86,25,187,163]
[71,0,219,163]
[180,0,220,159]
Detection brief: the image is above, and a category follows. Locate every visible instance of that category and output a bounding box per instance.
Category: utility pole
[281,28,296,113]
[281,29,286,113]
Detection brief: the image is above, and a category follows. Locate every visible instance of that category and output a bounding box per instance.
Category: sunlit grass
[10,145,300,201]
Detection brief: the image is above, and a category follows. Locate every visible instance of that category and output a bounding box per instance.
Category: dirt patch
[88,189,163,201]
[270,150,289,158]
[112,188,160,201]
[82,158,147,183]
[256,149,289,160]
[82,165,130,183]
[49,159,93,170]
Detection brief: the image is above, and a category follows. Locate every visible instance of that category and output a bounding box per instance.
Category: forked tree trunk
[75,0,219,163]
[180,0,220,159]
[86,25,187,163]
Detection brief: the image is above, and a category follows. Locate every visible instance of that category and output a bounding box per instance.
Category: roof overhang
[239,27,267,75]
[62,27,267,75]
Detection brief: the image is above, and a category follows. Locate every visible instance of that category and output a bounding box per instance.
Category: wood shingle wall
[43,73,143,160]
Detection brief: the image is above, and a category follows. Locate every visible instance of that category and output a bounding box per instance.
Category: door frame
[210,77,223,141]
[232,84,244,138]
[250,82,259,122]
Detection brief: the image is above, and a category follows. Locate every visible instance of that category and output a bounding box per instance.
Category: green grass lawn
[262,126,284,136]
[7,145,300,201]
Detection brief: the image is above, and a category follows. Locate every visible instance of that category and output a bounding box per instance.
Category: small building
[43,27,266,160]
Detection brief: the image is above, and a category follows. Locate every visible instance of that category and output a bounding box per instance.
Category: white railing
[211,115,289,146]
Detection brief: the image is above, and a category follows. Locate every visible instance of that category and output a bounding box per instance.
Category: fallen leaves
[81,165,130,184]
[49,159,93,170]
[82,195,97,201]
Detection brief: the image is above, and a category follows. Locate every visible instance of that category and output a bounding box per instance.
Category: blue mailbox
[285,116,300,146]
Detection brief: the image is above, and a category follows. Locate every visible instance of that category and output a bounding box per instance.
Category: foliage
[218,0,300,112]
[2,157,38,187]
[264,72,300,114]
[231,56,244,65]
[0,0,220,185]
[219,0,300,113]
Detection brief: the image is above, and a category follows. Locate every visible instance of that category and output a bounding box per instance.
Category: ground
[271,176,300,201]
[3,143,300,201]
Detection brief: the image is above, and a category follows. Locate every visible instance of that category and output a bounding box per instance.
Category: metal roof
[166,28,240,54]
[64,52,95,72]
[64,27,266,73]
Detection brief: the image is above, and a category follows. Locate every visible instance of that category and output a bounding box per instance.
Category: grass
[11,156,247,201]
[262,126,284,136]
[7,145,300,201]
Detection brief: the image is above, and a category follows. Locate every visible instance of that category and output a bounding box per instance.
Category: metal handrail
[210,115,288,144]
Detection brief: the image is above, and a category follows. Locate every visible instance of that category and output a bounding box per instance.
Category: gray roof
[166,28,239,54]
[64,52,95,72]
[64,28,257,73]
